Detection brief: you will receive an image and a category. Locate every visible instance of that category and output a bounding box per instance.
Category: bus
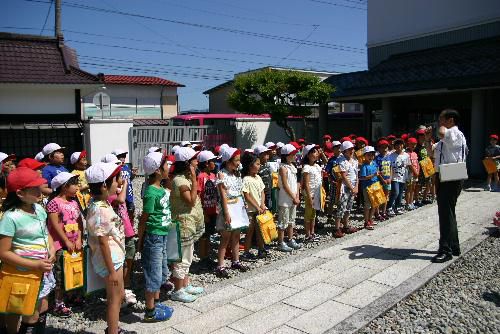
[170,113,273,127]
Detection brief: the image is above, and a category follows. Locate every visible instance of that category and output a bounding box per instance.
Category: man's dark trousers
[436,179,462,255]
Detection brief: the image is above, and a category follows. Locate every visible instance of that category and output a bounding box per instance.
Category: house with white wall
[0,32,101,158]
[325,0,500,177]
[82,75,184,120]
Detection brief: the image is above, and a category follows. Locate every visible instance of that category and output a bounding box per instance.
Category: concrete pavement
[97,188,498,334]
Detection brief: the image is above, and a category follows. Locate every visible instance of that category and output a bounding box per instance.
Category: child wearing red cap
[485,134,500,191]
[0,167,55,334]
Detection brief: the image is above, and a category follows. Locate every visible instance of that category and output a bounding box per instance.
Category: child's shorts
[362,188,372,209]
[304,197,316,222]
[40,271,56,299]
[418,171,430,185]
[336,190,355,219]
[277,206,296,230]
[142,233,169,292]
[125,237,136,260]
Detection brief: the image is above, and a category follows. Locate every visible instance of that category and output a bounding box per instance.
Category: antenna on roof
[55,0,62,38]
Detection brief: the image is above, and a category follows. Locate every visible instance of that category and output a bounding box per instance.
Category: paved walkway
[94,189,497,334]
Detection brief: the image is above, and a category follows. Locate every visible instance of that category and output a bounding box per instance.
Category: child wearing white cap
[41,143,68,187]
[85,163,137,334]
[359,146,384,230]
[277,144,302,252]
[334,141,359,238]
[47,172,82,317]
[215,147,248,277]
[196,151,218,265]
[170,147,205,303]
[137,152,174,320]
[301,144,323,242]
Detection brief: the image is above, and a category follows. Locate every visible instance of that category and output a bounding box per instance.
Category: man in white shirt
[426,109,468,263]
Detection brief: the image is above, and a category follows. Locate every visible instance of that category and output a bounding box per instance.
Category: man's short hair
[440,109,460,125]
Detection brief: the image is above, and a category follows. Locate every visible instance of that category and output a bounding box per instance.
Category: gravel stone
[360,231,500,334]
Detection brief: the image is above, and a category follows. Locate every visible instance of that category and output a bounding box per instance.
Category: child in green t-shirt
[137,152,174,322]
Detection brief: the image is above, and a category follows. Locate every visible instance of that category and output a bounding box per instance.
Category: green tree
[227,69,334,141]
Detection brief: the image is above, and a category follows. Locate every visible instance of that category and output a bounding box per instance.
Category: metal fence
[129,125,214,175]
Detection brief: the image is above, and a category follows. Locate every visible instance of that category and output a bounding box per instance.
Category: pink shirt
[46,197,81,251]
[108,194,135,238]
[197,171,218,216]
[408,151,420,177]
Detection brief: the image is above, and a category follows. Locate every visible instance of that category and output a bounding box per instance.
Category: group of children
[0,128,497,334]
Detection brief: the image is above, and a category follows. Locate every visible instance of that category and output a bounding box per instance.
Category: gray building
[326,0,500,177]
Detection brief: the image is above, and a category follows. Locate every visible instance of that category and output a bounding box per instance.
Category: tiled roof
[133,119,170,126]
[326,36,500,99]
[0,33,100,84]
[104,75,184,87]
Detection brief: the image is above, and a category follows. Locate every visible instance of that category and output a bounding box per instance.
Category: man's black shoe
[452,250,461,256]
[431,253,452,263]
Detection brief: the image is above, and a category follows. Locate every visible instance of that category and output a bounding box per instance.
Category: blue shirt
[42,164,68,186]
[359,162,378,189]
[120,164,134,203]
[325,154,342,177]
[374,154,391,180]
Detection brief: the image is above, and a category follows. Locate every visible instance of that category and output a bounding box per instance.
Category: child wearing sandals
[47,172,83,317]
[241,153,267,260]
[0,168,56,334]
[86,163,137,334]
[277,144,302,252]
[170,147,205,303]
[137,152,174,322]
[215,147,248,278]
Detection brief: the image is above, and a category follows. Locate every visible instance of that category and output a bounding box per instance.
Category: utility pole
[55,0,62,38]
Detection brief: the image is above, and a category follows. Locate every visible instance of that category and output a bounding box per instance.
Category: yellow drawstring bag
[272,172,279,189]
[366,181,387,208]
[63,251,84,291]
[419,157,436,178]
[0,263,42,316]
[483,158,497,174]
[256,211,278,245]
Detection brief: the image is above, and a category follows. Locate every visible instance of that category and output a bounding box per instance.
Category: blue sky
[2,0,367,111]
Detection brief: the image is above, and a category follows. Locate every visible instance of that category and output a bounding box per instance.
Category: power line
[278,25,319,66]
[306,0,367,10]
[79,62,233,81]
[159,0,316,27]
[62,29,365,69]
[0,26,367,69]
[67,39,359,73]
[79,55,235,74]
[39,0,53,35]
[23,0,366,53]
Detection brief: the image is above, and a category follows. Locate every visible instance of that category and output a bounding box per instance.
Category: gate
[129,125,215,175]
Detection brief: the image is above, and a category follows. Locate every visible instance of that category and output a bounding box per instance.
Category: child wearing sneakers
[215,147,248,278]
[0,168,55,334]
[301,144,323,242]
[405,138,420,210]
[86,163,137,334]
[196,150,218,265]
[170,147,205,303]
[241,153,267,260]
[387,139,411,216]
[47,172,83,317]
[359,146,384,230]
[137,153,174,322]
[277,144,301,251]
[374,139,391,220]
[334,141,359,238]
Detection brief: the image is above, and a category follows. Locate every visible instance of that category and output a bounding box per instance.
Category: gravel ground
[361,230,500,334]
